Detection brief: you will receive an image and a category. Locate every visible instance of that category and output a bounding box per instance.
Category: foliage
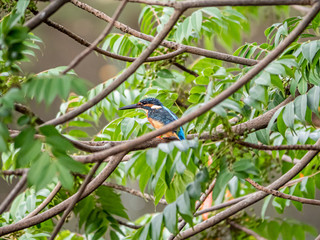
[1,0,320,239]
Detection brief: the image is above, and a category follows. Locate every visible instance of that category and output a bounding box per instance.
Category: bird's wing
[158,107,185,140]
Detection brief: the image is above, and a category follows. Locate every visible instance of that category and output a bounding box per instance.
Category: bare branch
[14,103,44,125]
[229,221,267,240]
[124,0,311,8]
[75,173,167,204]
[24,0,69,31]
[264,150,300,164]
[116,219,142,229]
[246,178,320,206]
[102,182,167,205]
[173,62,199,77]
[1,169,25,176]
[61,0,128,75]
[292,5,312,13]
[236,140,320,151]
[71,0,257,66]
[22,183,62,219]
[0,172,27,214]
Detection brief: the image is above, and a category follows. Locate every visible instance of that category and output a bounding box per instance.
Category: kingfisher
[119,98,185,140]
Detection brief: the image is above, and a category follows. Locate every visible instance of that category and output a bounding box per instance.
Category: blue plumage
[119,98,185,140]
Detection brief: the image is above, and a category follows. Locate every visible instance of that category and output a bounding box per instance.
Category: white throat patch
[151,105,162,109]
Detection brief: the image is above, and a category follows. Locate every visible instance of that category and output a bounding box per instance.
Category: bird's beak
[118,103,140,110]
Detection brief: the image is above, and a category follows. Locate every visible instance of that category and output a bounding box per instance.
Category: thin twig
[122,0,311,8]
[14,103,44,125]
[61,0,128,74]
[246,178,320,206]
[24,0,69,30]
[237,140,320,151]
[22,183,62,219]
[0,172,28,214]
[229,221,267,240]
[75,174,167,205]
[116,219,142,229]
[102,182,167,205]
[173,62,199,77]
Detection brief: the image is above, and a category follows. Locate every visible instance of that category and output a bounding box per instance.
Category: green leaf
[195,76,209,85]
[277,109,286,136]
[301,40,319,63]
[56,162,74,190]
[190,86,206,94]
[27,153,55,190]
[307,86,320,114]
[151,214,163,240]
[191,10,202,33]
[164,203,177,234]
[283,102,295,129]
[96,186,128,219]
[294,94,307,122]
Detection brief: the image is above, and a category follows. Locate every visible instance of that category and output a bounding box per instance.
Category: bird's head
[118,98,163,111]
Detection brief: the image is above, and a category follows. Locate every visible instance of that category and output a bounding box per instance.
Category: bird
[118,98,185,140]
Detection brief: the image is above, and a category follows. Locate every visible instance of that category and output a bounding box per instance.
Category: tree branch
[123,0,311,8]
[102,182,167,205]
[236,140,320,151]
[173,62,199,77]
[24,0,69,31]
[61,0,128,75]
[116,219,142,229]
[0,172,27,214]
[71,0,257,66]
[229,221,267,240]
[246,178,320,206]
[22,183,62,219]
[14,103,44,125]
[75,173,167,205]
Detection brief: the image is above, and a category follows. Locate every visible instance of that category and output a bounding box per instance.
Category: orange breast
[148,118,164,129]
[147,118,179,140]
